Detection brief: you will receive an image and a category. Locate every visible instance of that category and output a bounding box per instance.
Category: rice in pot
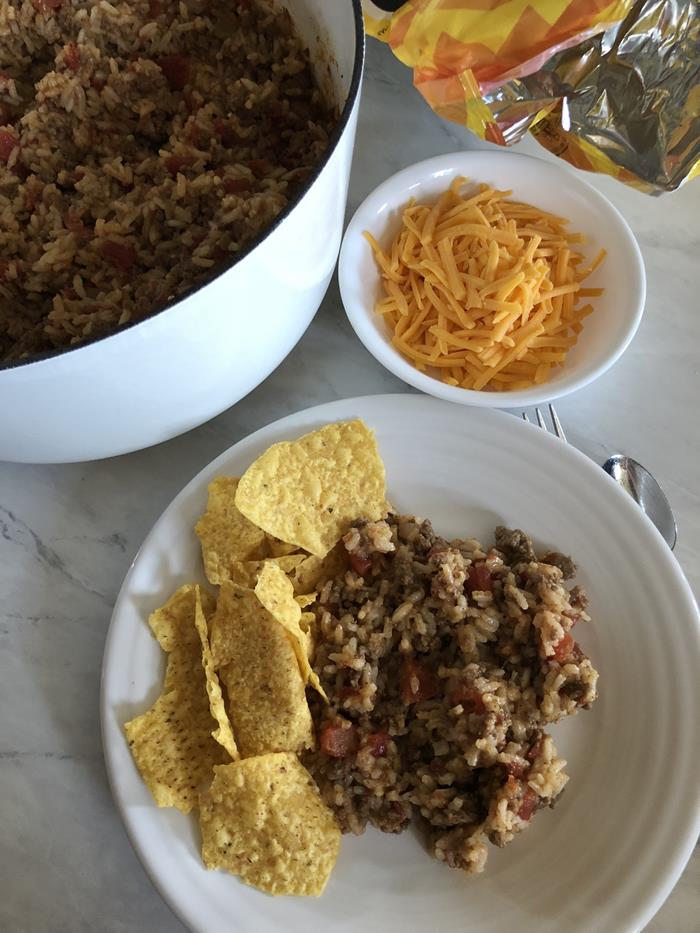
[0,0,336,362]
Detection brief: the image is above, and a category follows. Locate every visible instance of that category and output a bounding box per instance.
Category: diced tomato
[503,759,527,778]
[148,0,163,17]
[214,118,239,147]
[400,659,438,705]
[247,158,270,178]
[336,685,362,703]
[527,735,543,763]
[448,685,486,714]
[186,122,203,147]
[320,722,358,758]
[222,177,252,195]
[101,241,136,273]
[64,210,90,239]
[0,130,18,162]
[465,565,492,594]
[164,155,193,175]
[64,43,80,72]
[551,633,574,663]
[158,54,191,91]
[517,786,538,821]
[347,552,372,577]
[365,730,391,758]
[0,102,14,126]
[32,0,64,12]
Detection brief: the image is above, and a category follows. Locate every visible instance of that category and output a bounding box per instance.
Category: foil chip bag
[363,0,700,193]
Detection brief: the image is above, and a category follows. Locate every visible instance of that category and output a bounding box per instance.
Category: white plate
[101,395,700,933]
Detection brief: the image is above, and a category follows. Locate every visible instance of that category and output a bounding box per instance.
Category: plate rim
[100,393,699,933]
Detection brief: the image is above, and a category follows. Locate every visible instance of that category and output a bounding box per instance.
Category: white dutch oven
[1,0,364,463]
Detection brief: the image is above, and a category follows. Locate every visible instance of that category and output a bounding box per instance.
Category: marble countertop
[2,39,698,933]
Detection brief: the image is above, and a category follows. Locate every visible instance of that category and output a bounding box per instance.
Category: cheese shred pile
[365,177,606,391]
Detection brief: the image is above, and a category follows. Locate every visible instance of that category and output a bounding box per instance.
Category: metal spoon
[602,454,678,550]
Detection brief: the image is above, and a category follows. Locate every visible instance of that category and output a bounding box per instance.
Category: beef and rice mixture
[304,517,598,874]
[0,0,336,361]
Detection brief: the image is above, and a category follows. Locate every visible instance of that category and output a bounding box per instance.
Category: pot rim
[1,0,365,374]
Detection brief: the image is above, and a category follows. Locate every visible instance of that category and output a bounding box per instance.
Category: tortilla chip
[228,554,305,589]
[235,420,387,558]
[295,593,317,609]
[255,562,327,701]
[266,535,300,557]
[194,588,239,761]
[289,545,347,594]
[200,754,340,896]
[148,584,214,652]
[125,585,228,813]
[195,477,268,584]
[209,582,313,757]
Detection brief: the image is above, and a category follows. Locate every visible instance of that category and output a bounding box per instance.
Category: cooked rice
[303,517,598,874]
[0,0,336,362]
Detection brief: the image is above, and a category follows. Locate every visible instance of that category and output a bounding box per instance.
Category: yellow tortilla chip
[194,588,239,761]
[200,754,340,896]
[254,561,327,701]
[235,420,387,558]
[125,585,228,813]
[295,592,317,609]
[266,535,300,557]
[209,582,313,757]
[195,477,268,585]
[289,545,347,594]
[228,553,305,589]
[148,584,214,652]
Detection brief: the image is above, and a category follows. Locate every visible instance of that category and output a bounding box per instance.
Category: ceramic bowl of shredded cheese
[339,151,645,407]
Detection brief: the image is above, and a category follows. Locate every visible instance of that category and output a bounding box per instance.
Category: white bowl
[338,152,645,408]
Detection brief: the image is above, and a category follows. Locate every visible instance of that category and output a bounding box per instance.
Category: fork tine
[521,411,530,423]
[535,407,546,430]
[549,404,567,443]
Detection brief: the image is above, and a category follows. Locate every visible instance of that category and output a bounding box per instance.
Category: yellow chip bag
[255,561,327,701]
[194,588,239,761]
[125,585,229,813]
[209,582,313,757]
[195,477,268,584]
[235,420,387,558]
[200,753,341,896]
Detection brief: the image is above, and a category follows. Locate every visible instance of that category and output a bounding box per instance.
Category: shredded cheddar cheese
[365,177,606,392]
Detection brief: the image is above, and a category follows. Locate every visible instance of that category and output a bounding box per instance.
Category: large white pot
[1,0,364,464]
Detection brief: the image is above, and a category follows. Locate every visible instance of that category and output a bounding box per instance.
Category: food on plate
[200,753,341,897]
[0,0,336,362]
[210,580,314,758]
[365,177,606,391]
[124,585,231,814]
[124,419,598,893]
[234,419,387,557]
[304,518,597,873]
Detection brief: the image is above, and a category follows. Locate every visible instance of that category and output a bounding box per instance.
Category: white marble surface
[1,39,698,933]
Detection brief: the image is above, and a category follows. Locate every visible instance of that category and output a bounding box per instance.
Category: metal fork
[521,404,567,441]
[520,404,677,549]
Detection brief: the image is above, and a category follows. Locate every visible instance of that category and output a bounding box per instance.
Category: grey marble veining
[1,39,698,933]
